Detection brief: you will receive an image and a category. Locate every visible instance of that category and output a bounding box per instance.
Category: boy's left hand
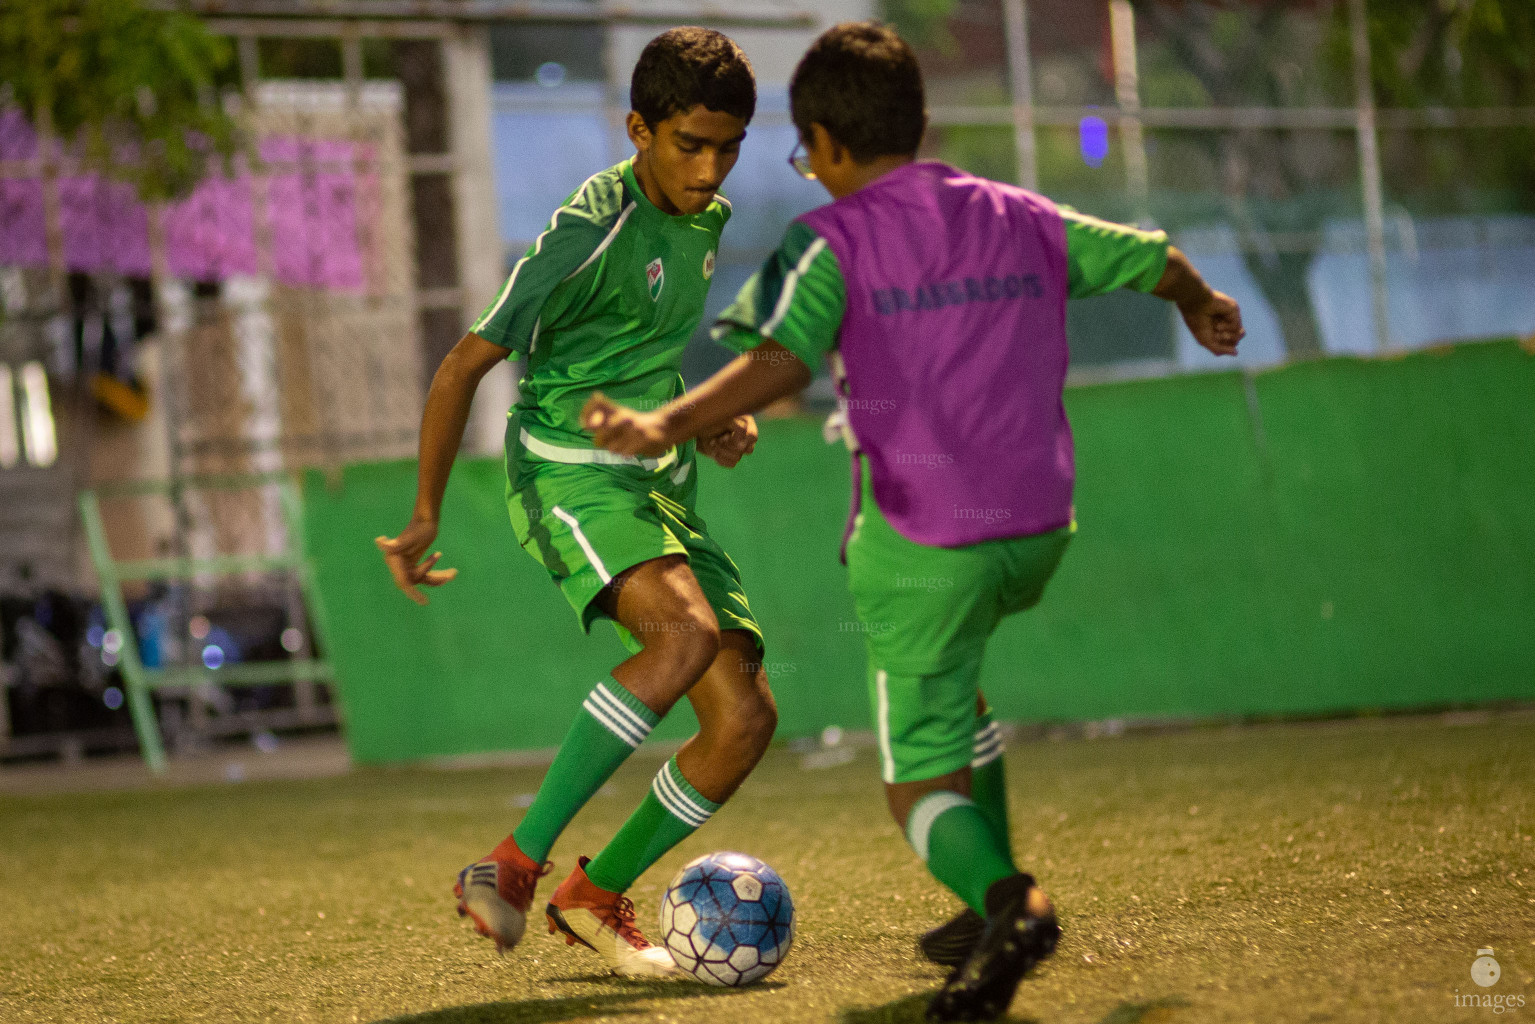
[697,415,757,468]
[582,393,672,457]
[1180,290,1245,356]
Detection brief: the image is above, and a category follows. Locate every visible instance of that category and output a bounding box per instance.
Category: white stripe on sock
[973,736,1002,756]
[906,791,974,862]
[663,765,714,823]
[972,723,1004,767]
[653,775,709,829]
[655,765,712,827]
[653,764,711,827]
[971,743,1004,769]
[972,721,1003,765]
[591,683,653,740]
[582,695,645,747]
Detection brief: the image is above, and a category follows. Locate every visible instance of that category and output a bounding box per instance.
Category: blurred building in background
[0,0,836,762]
[1,0,1531,766]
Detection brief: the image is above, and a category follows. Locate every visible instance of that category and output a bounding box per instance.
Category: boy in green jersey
[584,22,1243,1018]
[376,28,774,979]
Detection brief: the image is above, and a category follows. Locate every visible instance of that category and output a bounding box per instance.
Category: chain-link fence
[914,0,1535,377]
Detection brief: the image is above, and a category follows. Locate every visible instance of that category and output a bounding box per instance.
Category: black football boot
[918,907,985,967]
[926,873,1060,1022]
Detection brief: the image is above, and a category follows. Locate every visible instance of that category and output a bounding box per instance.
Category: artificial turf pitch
[2,712,1531,1024]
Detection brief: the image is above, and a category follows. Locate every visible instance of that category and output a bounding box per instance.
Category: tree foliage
[1357,0,1535,213]
[1361,0,1535,108]
[0,0,238,201]
[879,0,960,53]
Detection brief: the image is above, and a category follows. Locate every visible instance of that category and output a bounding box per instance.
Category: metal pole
[237,35,262,92]
[602,22,627,169]
[342,32,365,107]
[1348,0,1391,353]
[1000,0,1037,190]
[1109,0,1149,222]
[79,491,168,773]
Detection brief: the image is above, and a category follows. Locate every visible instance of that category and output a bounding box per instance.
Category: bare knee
[739,688,778,754]
[701,685,776,760]
[644,612,721,689]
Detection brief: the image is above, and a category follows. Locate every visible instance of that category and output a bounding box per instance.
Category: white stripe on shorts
[875,669,895,784]
[551,505,612,584]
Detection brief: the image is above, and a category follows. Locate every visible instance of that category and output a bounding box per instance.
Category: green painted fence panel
[305,341,1535,764]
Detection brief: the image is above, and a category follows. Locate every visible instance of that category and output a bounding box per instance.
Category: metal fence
[920,0,1535,375]
[478,1,1534,384]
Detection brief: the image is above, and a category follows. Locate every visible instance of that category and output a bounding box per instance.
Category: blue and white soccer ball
[659,852,795,986]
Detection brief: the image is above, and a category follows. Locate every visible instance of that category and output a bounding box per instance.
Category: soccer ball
[658,852,795,986]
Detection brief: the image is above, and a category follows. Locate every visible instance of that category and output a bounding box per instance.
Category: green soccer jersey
[712,206,1170,367]
[472,158,730,460]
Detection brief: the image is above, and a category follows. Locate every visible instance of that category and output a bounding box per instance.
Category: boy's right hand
[376,518,458,606]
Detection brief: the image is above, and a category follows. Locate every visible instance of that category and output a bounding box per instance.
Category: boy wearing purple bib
[584,21,1243,1020]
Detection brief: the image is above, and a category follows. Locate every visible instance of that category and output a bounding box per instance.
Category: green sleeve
[710,221,846,371]
[1061,207,1170,299]
[469,206,610,355]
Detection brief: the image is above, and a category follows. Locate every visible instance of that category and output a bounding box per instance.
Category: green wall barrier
[304,340,1535,764]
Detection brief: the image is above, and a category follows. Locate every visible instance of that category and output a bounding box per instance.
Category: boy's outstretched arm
[1153,246,1244,356]
[376,331,511,604]
[1062,209,1243,356]
[583,342,811,459]
[587,221,841,458]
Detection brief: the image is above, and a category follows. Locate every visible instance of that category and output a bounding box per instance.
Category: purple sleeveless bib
[799,161,1073,552]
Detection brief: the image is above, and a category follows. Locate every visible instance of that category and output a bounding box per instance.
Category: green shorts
[846,462,1071,783]
[506,431,763,656]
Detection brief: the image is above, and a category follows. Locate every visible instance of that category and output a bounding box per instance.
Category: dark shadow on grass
[839,993,1041,1024]
[839,992,1189,1024]
[372,977,782,1024]
[543,973,785,990]
[1092,997,1191,1024]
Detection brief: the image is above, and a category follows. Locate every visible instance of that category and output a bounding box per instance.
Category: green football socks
[969,709,1012,852]
[584,755,721,893]
[906,791,1018,916]
[512,679,660,863]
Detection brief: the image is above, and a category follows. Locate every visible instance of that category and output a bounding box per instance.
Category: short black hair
[631,27,756,129]
[790,21,926,162]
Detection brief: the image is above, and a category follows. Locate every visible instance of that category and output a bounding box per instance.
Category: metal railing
[78,472,337,774]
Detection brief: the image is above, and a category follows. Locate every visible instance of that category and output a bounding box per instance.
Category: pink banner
[0,112,368,291]
[59,174,153,276]
[0,178,48,267]
[162,170,259,281]
[0,107,37,161]
[0,109,47,267]
[262,137,365,291]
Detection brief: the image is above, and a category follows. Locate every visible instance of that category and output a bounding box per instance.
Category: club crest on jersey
[646,257,665,301]
[703,248,716,280]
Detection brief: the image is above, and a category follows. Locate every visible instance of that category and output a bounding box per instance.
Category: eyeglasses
[788,141,816,180]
